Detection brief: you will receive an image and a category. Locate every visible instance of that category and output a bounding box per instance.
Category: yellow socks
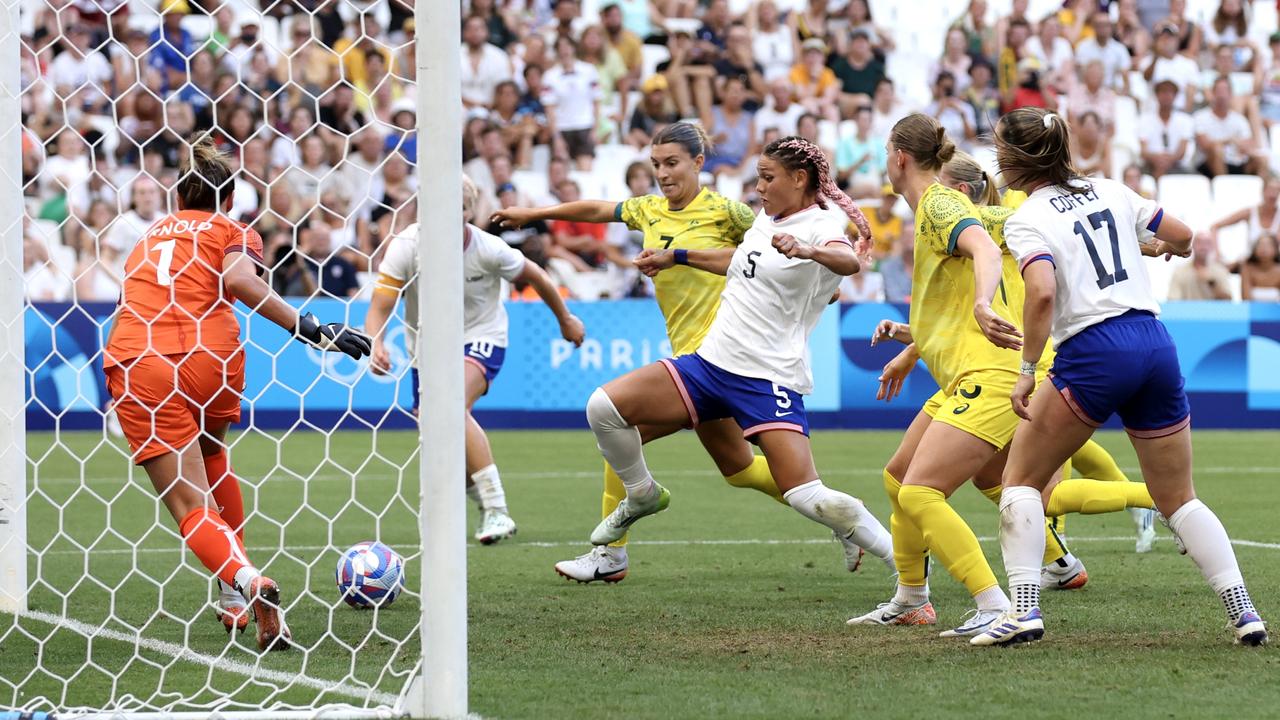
[602,463,629,548]
[897,484,1000,597]
[884,471,929,587]
[1071,439,1129,483]
[1046,479,1154,517]
[724,455,786,504]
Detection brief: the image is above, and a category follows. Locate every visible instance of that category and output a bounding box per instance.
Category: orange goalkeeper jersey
[104,210,264,367]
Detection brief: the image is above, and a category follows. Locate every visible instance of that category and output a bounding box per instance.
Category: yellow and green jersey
[977,203,1056,371]
[909,183,1022,393]
[617,188,756,355]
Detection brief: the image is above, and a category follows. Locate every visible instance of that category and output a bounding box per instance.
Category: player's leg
[897,420,1010,637]
[849,407,937,627]
[463,356,516,544]
[752,428,894,575]
[1129,428,1266,645]
[695,420,785,503]
[585,361,695,544]
[971,384,1094,647]
[556,423,680,583]
[1072,437,1157,551]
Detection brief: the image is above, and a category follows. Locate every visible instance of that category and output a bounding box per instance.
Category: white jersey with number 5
[1004,178,1164,346]
[697,203,850,394]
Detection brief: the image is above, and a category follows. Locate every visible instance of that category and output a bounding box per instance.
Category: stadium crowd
[18,0,1280,305]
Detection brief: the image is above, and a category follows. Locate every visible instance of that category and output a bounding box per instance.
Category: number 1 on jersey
[1073,209,1128,289]
[151,239,176,287]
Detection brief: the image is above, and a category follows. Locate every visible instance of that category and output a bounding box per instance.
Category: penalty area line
[17,609,401,708]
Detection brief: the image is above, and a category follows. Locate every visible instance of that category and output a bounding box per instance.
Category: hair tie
[1043,113,1057,129]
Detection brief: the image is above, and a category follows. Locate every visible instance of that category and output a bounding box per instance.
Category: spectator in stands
[1146,23,1201,112]
[461,14,513,110]
[1140,79,1195,179]
[385,100,418,161]
[1158,0,1203,59]
[790,38,841,123]
[1115,0,1152,64]
[1206,175,1280,251]
[832,30,885,116]
[545,0,586,47]
[696,0,732,62]
[839,265,884,303]
[490,181,552,262]
[1195,75,1260,177]
[794,112,834,162]
[870,77,907,139]
[548,179,608,272]
[659,28,716,120]
[1007,56,1054,112]
[836,105,885,197]
[839,0,894,57]
[464,123,506,196]
[628,74,680,149]
[702,75,754,178]
[951,0,997,59]
[1242,233,1280,301]
[40,130,91,220]
[1258,33,1280,126]
[105,176,163,277]
[746,0,796,83]
[1025,13,1074,93]
[1068,60,1117,133]
[932,28,973,94]
[544,36,602,171]
[1204,0,1257,72]
[471,0,518,50]
[1071,111,1110,178]
[1122,163,1153,198]
[1075,11,1134,96]
[925,71,977,146]
[755,77,806,141]
[795,0,829,45]
[580,24,631,143]
[964,58,1000,139]
[997,18,1032,112]
[1168,234,1234,300]
[149,3,194,92]
[319,82,367,142]
[600,2,642,76]
[281,133,332,209]
[1205,44,1256,114]
[879,232,914,303]
[714,22,767,107]
[863,182,906,259]
[50,25,111,115]
[23,229,71,302]
[490,81,538,169]
[65,197,113,263]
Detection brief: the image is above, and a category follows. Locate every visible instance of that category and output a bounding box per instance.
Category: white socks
[782,479,894,565]
[233,566,260,598]
[893,582,930,606]
[470,464,507,512]
[1167,498,1257,622]
[999,485,1045,614]
[586,388,657,501]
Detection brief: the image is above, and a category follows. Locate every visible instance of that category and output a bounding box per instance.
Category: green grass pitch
[1,429,1277,719]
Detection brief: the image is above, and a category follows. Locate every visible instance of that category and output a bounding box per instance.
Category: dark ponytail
[176,133,233,212]
[994,107,1082,192]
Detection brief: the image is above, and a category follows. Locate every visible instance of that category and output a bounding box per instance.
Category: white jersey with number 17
[1004,178,1164,347]
[697,203,850,395]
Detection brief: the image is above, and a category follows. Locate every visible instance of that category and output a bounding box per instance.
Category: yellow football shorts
[921,369,1024,450]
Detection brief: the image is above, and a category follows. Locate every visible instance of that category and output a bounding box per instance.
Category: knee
[586,387,625,431]
[896,484,940,523]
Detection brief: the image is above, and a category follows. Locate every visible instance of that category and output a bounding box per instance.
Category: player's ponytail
[763,136,873,244]
[462,174,479,223]
[942,151,1001,206]
[176,133,233,212]
[652,121,713,161]
[889,112,955,171]
[994,107,1082,192]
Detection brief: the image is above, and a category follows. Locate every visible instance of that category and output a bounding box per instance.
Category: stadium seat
[1212,174,1262,265]
[1112,95,1139,156]
[570,170,608,201]
[1157,174,1213,228]
[817,120,839,152]
[641,45,670,83]
[512,170,548,202]
[715,173,743,202]
[529,144,551,174]
[886,51,933,108]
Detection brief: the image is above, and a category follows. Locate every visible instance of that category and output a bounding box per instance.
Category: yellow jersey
[617,188,756,355]
[909,183,1022,393]
[977,204,1055,370]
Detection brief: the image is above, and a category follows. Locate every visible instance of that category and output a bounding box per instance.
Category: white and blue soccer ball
[336,541,406,609]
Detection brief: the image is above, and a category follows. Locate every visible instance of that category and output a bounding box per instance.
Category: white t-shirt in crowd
[754,100,805,139]
[1138,109,1195,156]
[460,43,513,107]
[48,49,112,107]
[1025,36,1074,76]
[1074,37,1131,90]
[1004,179,1162,346]
[541,61,602,132]
[1146,54,1201,107]
[698,204,849,394]
[105,209,163,276]
[1192,107,1252,167]
[753,26,795,82]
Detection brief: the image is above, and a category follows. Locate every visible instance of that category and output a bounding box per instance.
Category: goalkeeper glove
[295,312,373,360]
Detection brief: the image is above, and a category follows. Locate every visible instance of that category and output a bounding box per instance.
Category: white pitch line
[39,534,1280,556]
[27,465,1279,486]
[17,609,402,708]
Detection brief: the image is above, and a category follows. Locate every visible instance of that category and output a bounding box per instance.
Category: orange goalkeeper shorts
[105,350,245,464]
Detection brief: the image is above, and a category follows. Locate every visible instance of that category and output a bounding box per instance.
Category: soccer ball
[336,541,406,609]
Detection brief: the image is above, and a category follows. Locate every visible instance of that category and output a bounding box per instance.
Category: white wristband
[1019,360,1038,376]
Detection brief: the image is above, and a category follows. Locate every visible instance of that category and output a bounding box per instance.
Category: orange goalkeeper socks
[178,507,254,588]
[205,451,245,541]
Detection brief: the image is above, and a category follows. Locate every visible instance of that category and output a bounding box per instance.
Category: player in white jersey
[585,136,896,570]
[972,108,1267,647]
[365,176,585,544]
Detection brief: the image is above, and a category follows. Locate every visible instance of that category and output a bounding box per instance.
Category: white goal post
[0,0,466,717]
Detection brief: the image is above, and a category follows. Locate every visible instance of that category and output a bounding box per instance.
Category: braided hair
[762,136,873,244]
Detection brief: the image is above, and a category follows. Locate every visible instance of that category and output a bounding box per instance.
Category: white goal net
[0,0,461,717]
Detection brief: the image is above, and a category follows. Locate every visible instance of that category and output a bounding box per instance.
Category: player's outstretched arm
[634,247,735,276]
[222,253,371,360]
[955,226,1023,351]
[364,288,398,374]
[518,260,585,346]
[1011,260,1057,420]
[490,200,619,229]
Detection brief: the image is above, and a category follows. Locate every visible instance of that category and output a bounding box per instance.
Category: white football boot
[475,508,517,545]
[846,599,937,626]
[970,608,1045,646]
[554,545,629,583]
[1132,507,1157,553]
[939,608,1005,638]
